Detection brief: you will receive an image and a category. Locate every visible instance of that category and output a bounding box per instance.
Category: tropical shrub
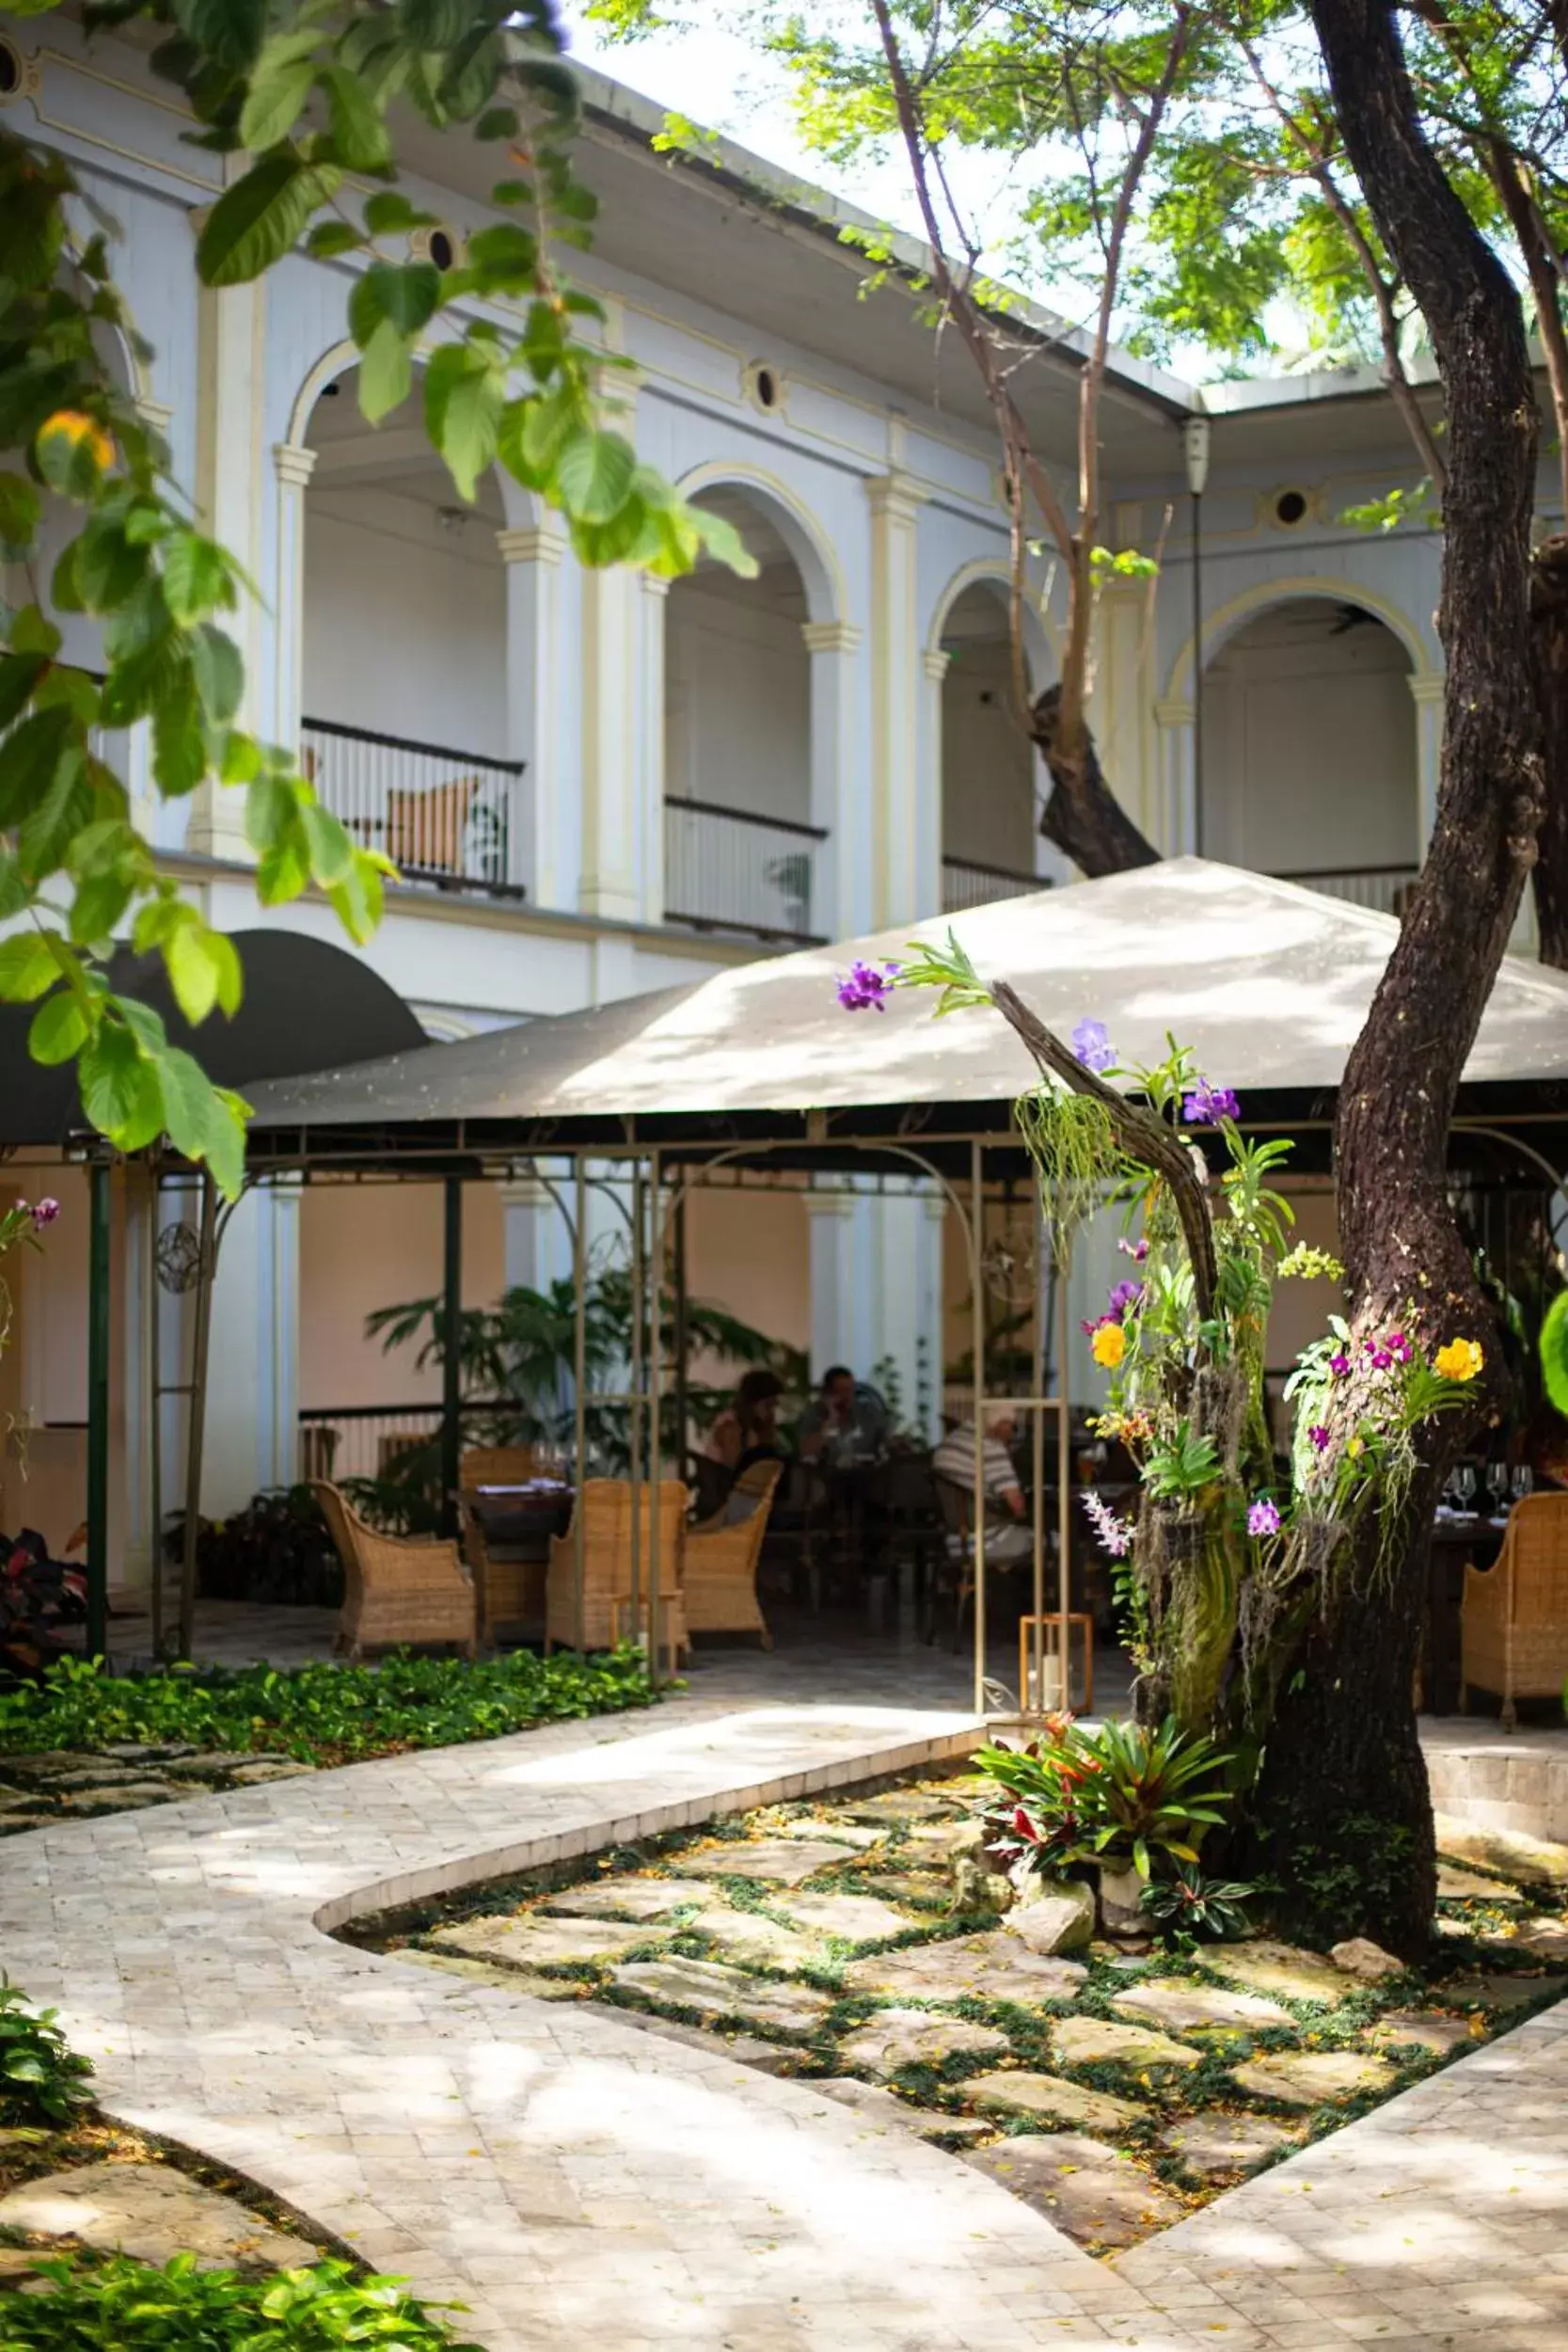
[1139,1867,1256,1944]
[0,1646,653,1766]
[0,1530,88,1685]
[0,2253,478,2350]
[166,1486,342,1610]
[0,1977,93,2126]
[974,1714,1234,1883]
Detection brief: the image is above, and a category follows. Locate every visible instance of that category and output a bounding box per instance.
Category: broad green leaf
[327,855,383,944]
[28,991,91,1066]
[18,743,91,881]
[245,771,295,852]
[198,154,341,288]
[357,317,413,424]
[350,259,441,344]
[319,63,393,171]
[8,607,62,659]
[188,624,244,725]
[163,532,235,625]
[362,190,435,235]
[0,652,47,732]
[305,220,366,261]
[691,506,758,578]
[257,835,311,905]
[78,1022,150,1135]
[165,922,229,1025]
[173,0,268,72]
[299,801,355,886]
[72,516,148,612]
[556,429,637,525]
[0,932,64,1003]
[70,870,135,946]
[424,342,503,501]
[0,471,40,548]
[466,221,537,290]
[151,669,207,797]
[239,57,316,153]
[0,707,74,829]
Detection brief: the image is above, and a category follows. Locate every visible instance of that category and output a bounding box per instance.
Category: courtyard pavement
[2,1696,1566,2350]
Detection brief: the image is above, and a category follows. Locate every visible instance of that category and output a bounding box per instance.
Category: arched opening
[1199,596,1419,911]
[938,579,1045,912]
[662,484,824,943]
[299,366,522,894]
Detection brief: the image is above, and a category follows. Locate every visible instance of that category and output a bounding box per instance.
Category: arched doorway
[298,366,521,893]
[663,483,827,944]
[1200,596,1419,910]
[938,579,1044,911]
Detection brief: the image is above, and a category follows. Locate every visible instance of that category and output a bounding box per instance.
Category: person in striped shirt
[933,1411,1034,1564]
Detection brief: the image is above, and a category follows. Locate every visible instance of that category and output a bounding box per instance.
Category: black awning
[0,929,428,1148]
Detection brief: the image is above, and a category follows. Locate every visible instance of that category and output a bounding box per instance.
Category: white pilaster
[500,1175,551,1295]
[802,619,864,939]
[579,564,643,922]
[640,573,669,926]
[498,523,566,905]
[866,470,927,925]
[186,217,266,860]
[1409,673,1445,851]
[272,441,316,755]
[200,1181,300,1514]
[1089,585,1159,847]
[119,1165,157,1593]
[919,645,950,922]
[1153,697,1196,857]
[804,1186,855,1380]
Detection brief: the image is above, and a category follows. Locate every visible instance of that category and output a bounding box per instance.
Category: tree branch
[987,978,1218,1327]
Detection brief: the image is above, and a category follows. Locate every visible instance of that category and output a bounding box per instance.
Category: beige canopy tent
[245,859,1568,1147]
[239,859,1568,1710]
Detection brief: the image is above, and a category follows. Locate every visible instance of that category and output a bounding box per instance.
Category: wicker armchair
[546,1478,689,1660]
[312,1481,477,1662]
[684,1459,782,1647]
[1461,1492,1568,1728]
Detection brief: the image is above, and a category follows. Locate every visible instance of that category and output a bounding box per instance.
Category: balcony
[1274,864,1419,915]
[663,797,828,945]
[301,716,526,898]
[942,855,1048,914]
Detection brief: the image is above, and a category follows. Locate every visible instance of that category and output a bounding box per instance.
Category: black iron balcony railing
[663,796,828,944]
[301,715,526,898]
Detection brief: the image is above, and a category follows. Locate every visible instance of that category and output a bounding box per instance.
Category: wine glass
[1454,1463,1477,1513]
[1512,1463,1535,1504]
[1486,1460,1510,1515]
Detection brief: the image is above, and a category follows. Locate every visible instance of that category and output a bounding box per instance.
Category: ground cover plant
[354,1767,1568,2253]
[0,1645,653,1823]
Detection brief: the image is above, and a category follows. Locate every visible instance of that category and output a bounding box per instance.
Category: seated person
[798,1364,891,1467]
[933,1410,1035,1564]
[705,1368,787,1474]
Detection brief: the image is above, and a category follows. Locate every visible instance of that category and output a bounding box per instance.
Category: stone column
[272,440,317,755]
[1153,698,1196,857]
[579,564,643,923]
[497,523,566,905]
[918,646,950,920]
[1409,673,1445,852]
[185,232,266,861]
[865,469,927,926]
[500,1175,553,1295]
[1089,584,1160,847]
[804,1185,855,1381]
[199,1181,300,1514]
[640,573,669,926]
[801,620,865,939]
[118,1165,157,1595]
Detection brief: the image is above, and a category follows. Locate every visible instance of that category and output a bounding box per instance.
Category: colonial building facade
[1,12,1530,1585]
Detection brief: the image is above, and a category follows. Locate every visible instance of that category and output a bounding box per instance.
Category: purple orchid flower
[835,960,901,1012]
[1072,1017,1116,1073]
[1082,1488,1133,1559]
[1246,1497,1281,1537]
[1181,1077,1241,1125]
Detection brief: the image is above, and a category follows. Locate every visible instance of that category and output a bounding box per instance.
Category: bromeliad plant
[974,1712,1234,1884]
[842,935,1489,1758]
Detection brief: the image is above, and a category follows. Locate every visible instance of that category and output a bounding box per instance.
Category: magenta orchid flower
[1181,1077,1241,1124]
[835,960,901,1012]
[1246,1497,1281,1536]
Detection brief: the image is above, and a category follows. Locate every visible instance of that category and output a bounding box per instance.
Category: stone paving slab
[1,1695,1566,2349]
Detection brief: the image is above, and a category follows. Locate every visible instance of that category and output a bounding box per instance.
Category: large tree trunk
[1252,0,1543,1955]
[1031,685,1162,876]
[1531,537,1568,969]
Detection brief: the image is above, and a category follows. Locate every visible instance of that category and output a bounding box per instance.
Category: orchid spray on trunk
[836,933,1487,1760]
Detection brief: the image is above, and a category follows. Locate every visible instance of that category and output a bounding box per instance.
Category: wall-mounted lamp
[1182,415,1212,499]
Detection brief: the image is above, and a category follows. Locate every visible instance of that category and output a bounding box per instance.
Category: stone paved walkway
[2,1698,1567,2350]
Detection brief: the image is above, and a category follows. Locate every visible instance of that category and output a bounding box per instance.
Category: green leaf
[0,652,47,732]
[1543,1291,1568,1416]
[198,154,341,288]
[78,1022,152,1136]
[18,742,90,882]
[319,63,393,171]
[349,259,442,344]
[0,470,40,548]
[0,933,64,1003]
[557,429,638,525]
[424,342,503,502]
[299,802,355,887]
[476,105,519,140]
[165,922,230,1025]
[327,854,383,945]
[188,624,244,725]
[465,221,537,290]
[245,771,294,853]
[239,57,316,153]
[305,220,366,261]
[28,990,91,1066]
[0,707,74,829]
[357,318,413,425]
[173,0,268,72]
[362,191,435,235]
[163,532,235,626]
